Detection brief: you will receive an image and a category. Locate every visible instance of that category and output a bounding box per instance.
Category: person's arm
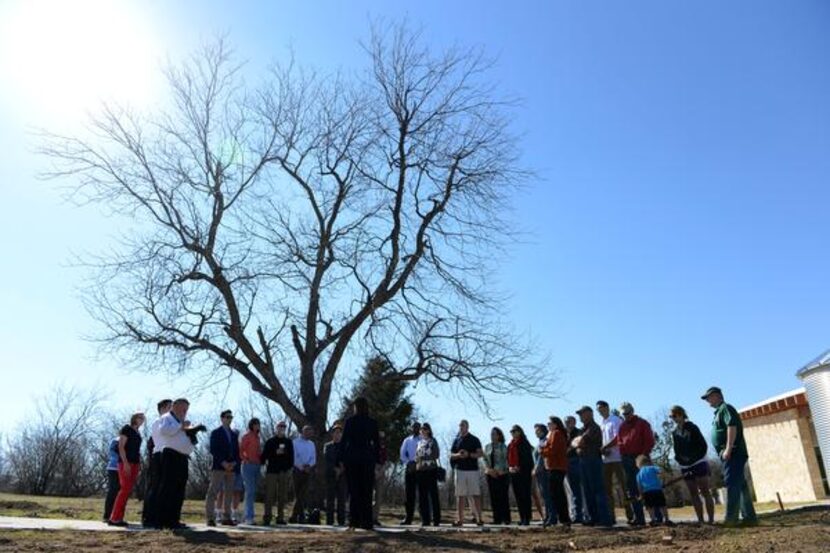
[240,434,249,463]
[723,426,737,460]
[118,434,129,466]
[722,407,738,460]
[400,438,409,463]
[642,421,655,455]
[159,415,181,436]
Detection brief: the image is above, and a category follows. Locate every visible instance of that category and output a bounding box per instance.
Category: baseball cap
[700,386,722,400]
[575,405,593,415]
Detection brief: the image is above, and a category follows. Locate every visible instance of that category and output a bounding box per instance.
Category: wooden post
[776,492,785,512]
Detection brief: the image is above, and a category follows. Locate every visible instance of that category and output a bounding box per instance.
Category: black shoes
[107,520,128,527]
[206,520,217,527]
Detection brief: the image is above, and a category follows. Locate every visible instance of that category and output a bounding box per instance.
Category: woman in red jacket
[507,425,534,526]
[540,416,571,528]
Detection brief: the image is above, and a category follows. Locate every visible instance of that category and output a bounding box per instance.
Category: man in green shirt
[701,386,757,526]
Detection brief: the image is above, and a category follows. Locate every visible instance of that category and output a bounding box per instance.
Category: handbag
[436,458,447,482]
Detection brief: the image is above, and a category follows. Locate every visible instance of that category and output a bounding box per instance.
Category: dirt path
[0,507,828,552]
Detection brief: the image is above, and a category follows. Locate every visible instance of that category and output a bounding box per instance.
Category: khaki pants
[602,461,632,522]
[205,470,235,522]
[263,471,290,523]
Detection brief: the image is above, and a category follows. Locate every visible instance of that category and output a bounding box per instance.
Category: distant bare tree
[5,386,107,496]
[39,24,557,444]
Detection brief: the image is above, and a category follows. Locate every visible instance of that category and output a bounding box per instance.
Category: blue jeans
[536,468,556,524]
[722,453,757,523]
[580,456,612,526]
[621,455,647,524]
[241,463,261,521]
[567,457,584,522]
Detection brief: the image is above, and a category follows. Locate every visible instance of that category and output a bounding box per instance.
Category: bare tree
[39,24,556,443]
[5,386,107,496]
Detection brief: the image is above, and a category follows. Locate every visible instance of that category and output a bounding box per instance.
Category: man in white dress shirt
[156,398,195,529]
[289,425,316,523]
[596,400,632,524]
[398,422,422,525]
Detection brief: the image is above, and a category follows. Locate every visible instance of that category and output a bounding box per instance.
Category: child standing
[635,455,674,526]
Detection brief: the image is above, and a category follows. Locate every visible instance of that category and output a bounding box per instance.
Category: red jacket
[618,415,655,456]
[539,428,568,472]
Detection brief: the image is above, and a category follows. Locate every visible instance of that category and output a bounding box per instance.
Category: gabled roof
[797,349,830,378]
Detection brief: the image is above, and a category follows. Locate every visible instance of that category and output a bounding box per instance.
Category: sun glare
[0,0,160,121]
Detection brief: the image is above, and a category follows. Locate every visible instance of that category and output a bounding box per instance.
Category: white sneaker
[244,518,254,525]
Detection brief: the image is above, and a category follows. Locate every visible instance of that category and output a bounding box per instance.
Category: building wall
[743,408,821,503]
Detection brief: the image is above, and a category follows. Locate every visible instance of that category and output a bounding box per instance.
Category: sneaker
[400,518,413,525]
[243,518,254,525]
[262,518,271,527]
[664,520,676,527]
[276,518,287,525]
[108,520,128,527]
[451,520,463,527]
[206,520,217,527]
[220,519,238,526]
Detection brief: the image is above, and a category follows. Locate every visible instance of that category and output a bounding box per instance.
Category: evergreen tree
[339,356,415,462]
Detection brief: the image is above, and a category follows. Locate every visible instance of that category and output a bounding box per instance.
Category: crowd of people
[102,386,758,531]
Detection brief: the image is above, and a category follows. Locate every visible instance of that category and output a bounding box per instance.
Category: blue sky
[0,0,829,442]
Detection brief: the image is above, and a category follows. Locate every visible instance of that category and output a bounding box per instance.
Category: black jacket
[672,421,708,466]
[338,414,380,465]
[262,436,294,473]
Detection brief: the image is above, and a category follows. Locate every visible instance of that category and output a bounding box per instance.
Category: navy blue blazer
[209,426,241,472]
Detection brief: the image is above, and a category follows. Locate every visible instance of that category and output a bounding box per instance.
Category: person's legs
[404,469,417,523]
[602,463,616,522]
[684,477,704,523]
[241,464,259,522]
[373,465,385,523]
[276,471,289,522]
[621,455,645,525]
[221,472,235,520]
[696,476,715,523]
[263,473,276,524]
[417,471,430,524]
[205,471,221,522]
[142,452,162,527]
[531,473,545,521]
[550,470,571,525]
[104,470,120,521]
[291,470,309,522]
[110,463,140,522]
[580,460,598,524]
[325,475,337,525]
[486,475,499,523]
[471,494,483,522]
[455,490,466,524]
[739,470,757,522]
[585,457,611,527]
[345,463,359,527]
[336,475,347,525]
[537,469,555,524]
[364,463,377,528]
[172,455,189,525]
[499,476,511,524]
[567,458,584,523]
[722,456,742,524]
